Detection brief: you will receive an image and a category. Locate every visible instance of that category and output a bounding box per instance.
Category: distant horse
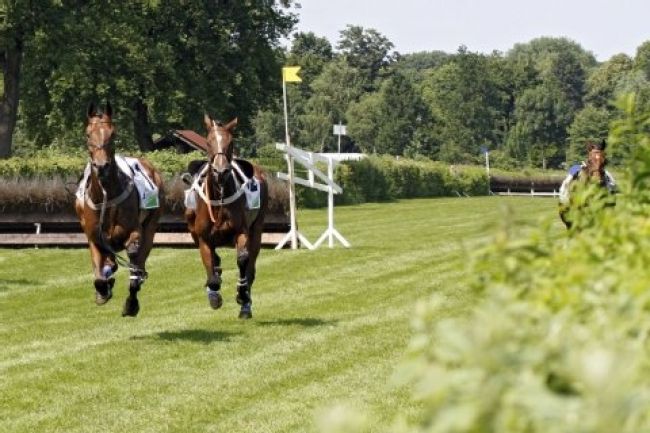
[75,102,164,316]
[184,115,268,319]
[558,140,616,229]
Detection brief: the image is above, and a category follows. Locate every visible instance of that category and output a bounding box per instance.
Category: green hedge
[0,150,490,209]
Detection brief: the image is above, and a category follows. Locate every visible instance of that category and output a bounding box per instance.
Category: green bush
[334,156,489,205]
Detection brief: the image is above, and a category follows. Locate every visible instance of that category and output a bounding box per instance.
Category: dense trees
[2,0,296,156]
[2,2,649,168]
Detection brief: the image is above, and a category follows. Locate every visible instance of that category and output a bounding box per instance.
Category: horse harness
[81,161,146,279]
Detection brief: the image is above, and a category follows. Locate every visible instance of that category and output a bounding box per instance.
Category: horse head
[86,102,116,183]
[204,114,238,185]
[584,140,607,185]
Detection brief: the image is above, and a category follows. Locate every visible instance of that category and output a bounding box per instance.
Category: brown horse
[559,140,616,229]
[75,102,164,316]
[185,115,268,319]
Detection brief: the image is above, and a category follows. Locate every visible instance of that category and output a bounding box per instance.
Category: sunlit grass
[0,197,560,433]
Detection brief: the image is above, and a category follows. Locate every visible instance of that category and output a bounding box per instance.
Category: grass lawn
[0,196,562,433]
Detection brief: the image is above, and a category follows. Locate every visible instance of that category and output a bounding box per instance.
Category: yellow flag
[282,66,302,83]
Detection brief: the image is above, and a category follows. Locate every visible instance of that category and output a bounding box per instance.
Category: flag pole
[282,72,298,249]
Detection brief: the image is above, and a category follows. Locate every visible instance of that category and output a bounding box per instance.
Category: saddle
[76,155,160,209]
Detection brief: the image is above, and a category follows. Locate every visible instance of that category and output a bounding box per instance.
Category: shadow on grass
[255,317,337,327]
[0,278,38,292]
[131,329,240,344]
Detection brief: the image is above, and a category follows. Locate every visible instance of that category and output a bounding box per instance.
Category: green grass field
[0,197,561,433]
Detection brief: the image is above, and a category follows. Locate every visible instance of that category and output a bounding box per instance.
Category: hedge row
[0,150,205,178]
[0,151,489,211]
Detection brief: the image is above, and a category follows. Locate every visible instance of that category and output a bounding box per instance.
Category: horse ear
[224,117,238,131]
[600,139,607,150]
[105,101,112,118]
[203,113,213,131]
[87,102,96,119]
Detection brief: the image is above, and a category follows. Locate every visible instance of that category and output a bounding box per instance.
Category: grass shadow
[255,317,337,327]
[131,329,240,344]
[0,278,38,292]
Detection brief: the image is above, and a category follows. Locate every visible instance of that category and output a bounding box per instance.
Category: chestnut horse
[185,115,268,319]
[75,102,164,316]
[559,140,616,229]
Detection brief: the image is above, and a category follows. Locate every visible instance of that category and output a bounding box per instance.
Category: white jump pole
[275,70,313,250]
[313,156,350,249]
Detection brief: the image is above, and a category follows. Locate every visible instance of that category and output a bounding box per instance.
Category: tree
[18,0,297,152]
[421,48,509,162]
[336,25,398,90]
[635,40,650,80]
[286,31,333,98]
[505,37,595,167]
[566,104,611,164]
[346,71,434,156]
[585,54,633,108]
[0,0,60,158]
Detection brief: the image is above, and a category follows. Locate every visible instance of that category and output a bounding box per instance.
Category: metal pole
[282,78,298,249]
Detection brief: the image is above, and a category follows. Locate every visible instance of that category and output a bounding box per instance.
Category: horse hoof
[95,289,113,305]
[207,290,223,310]
[238,304,252,319]
[122,297,140,317]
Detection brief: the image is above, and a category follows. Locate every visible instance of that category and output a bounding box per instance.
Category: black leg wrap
[236,277,251,306]
[94,278,113,305]
[94,278,109,296]
[207,273,222,291]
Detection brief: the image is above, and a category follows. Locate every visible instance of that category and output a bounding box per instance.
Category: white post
[275,78,313,250]
[282,77,298,250]
[327,158,334,247]
[313,155,350,249]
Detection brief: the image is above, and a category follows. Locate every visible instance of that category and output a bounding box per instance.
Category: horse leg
[198,239,223,310]
[122,231,145,317]
[234,233,252,319]
[89,242,113,305]
[246,228,263,293]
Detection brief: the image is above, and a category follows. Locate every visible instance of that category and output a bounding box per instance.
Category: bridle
[84,117,133,210]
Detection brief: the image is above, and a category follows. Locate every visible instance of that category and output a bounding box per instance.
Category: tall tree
[347,70,434,156]
[336,25,398,90]
[585,53,634,108]
[18,0,297,152]
[0,0,59,158]
[421,47,509,162]
[286,31,332,98]
[505,37,595,167]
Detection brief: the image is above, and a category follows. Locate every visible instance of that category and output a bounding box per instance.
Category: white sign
[333,124,347,135]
